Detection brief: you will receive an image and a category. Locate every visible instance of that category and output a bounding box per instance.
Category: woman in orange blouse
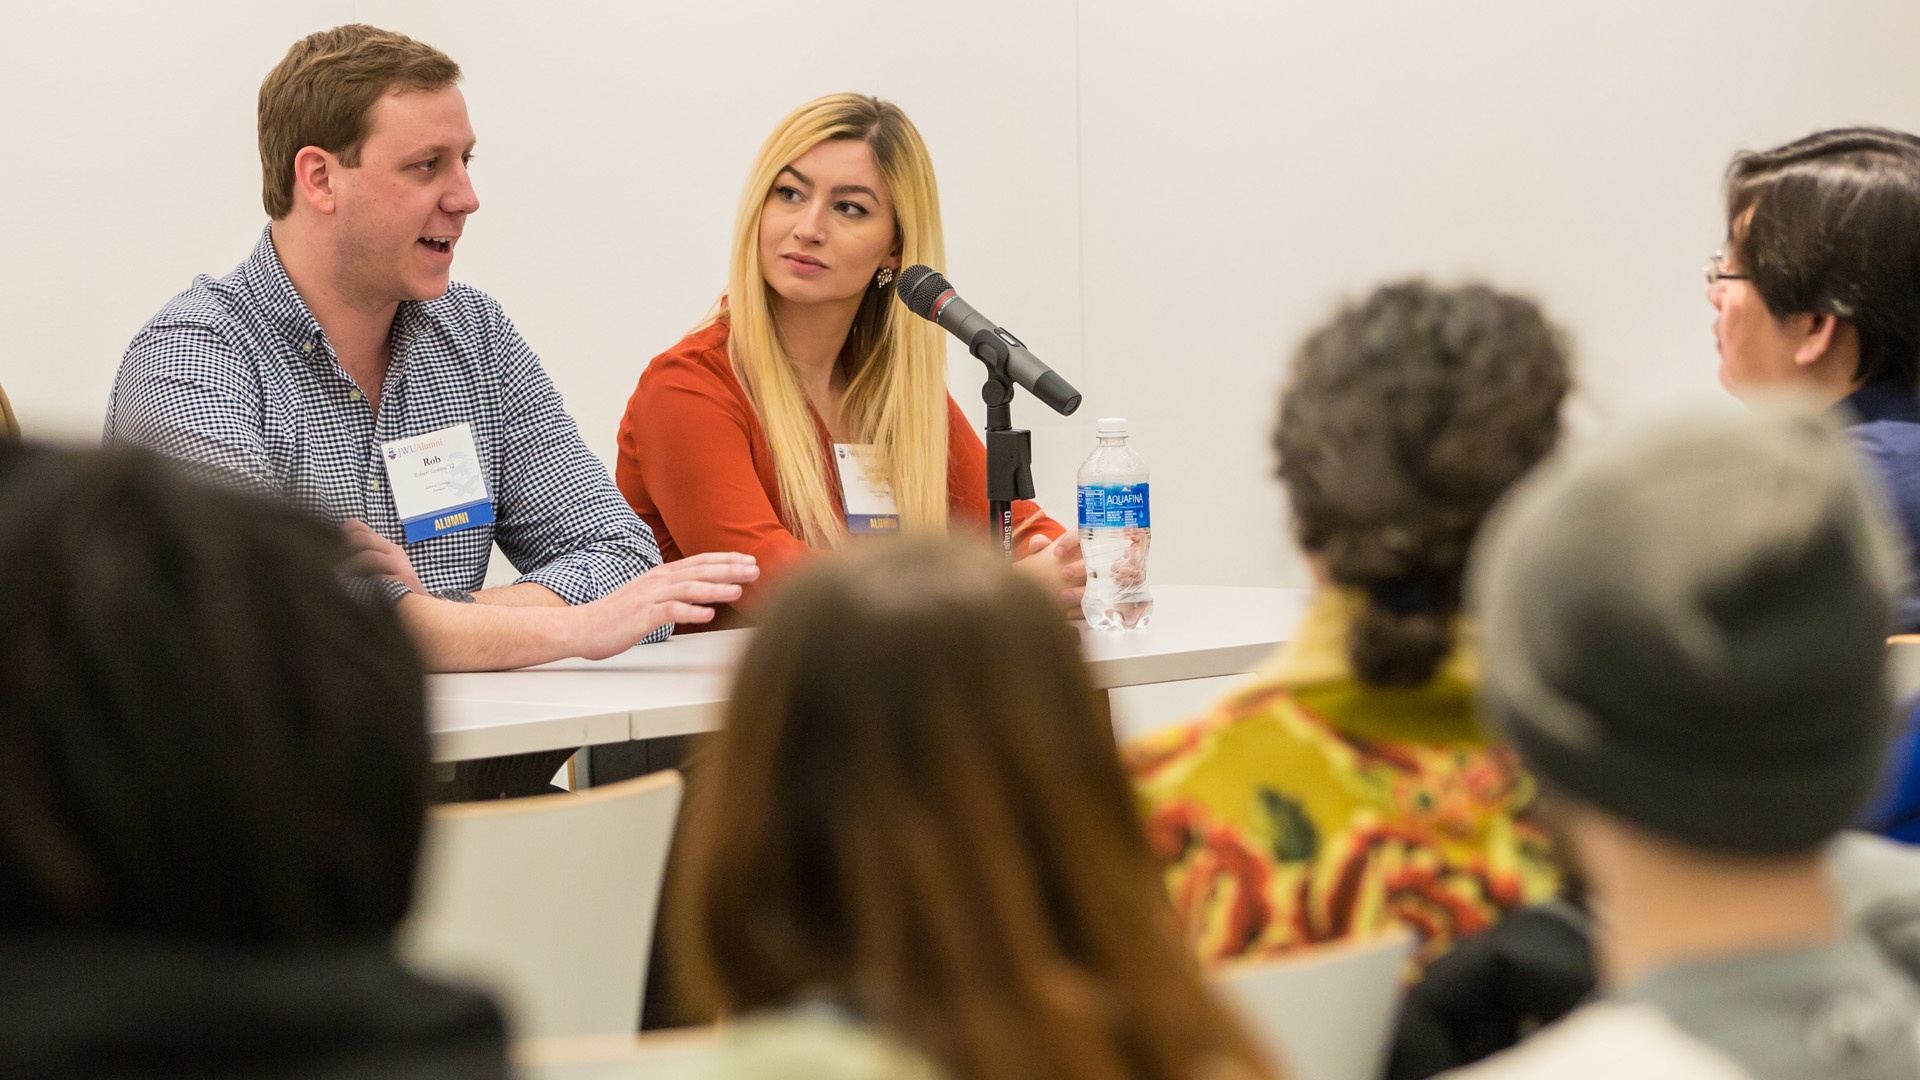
[616,94,1081,624]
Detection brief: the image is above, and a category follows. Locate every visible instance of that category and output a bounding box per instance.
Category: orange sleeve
[615,334,814,611]
[944,395,1067,555]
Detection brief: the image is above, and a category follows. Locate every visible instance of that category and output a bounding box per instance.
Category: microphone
[895,265,1081,416]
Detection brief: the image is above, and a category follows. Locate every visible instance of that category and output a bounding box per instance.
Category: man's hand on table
[566,552,760,660]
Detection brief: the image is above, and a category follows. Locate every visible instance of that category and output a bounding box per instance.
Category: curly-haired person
[1124,281,1569,971]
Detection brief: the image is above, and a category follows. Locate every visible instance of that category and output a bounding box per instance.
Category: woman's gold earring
[875,267,895,290]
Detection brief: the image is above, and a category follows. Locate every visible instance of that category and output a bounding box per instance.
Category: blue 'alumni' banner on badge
[846,513,901,535]
[402,498,495,542]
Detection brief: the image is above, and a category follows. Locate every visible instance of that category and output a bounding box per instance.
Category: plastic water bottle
[1078,418,1153,629]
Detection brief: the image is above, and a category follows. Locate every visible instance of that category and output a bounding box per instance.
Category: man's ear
[291,146,338,215]
[1792,312,1845,369]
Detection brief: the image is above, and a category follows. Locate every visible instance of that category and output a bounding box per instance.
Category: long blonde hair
[716,94,950,550]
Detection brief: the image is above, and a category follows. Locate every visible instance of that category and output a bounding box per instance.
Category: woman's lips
[781,253,827,275]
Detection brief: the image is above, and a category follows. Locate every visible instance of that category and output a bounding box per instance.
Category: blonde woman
[615,94,1080,626]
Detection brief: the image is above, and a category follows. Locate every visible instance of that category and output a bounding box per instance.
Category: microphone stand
[970,331,1033,562]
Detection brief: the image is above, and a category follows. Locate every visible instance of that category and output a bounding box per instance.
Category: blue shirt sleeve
[1859,695,1920,843]
[105,321,277,498]
[483,303,666,634]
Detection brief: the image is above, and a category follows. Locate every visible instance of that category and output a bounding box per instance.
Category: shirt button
[368,476,380,491]
[349,388,364,402]
[301,341,314,354]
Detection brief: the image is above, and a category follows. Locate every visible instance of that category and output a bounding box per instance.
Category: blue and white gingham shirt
[106,226,663,626]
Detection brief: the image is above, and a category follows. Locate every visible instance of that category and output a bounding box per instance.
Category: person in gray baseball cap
[1447,405,1920,1080]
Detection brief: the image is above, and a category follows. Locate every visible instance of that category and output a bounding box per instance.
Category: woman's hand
[1018,531,1086,611]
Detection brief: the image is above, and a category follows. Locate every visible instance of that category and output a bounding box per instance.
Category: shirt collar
[1611,934,1915,1070]
[1838,379,1920,426]
[1257,587,1486,744]
[238,224,330,360]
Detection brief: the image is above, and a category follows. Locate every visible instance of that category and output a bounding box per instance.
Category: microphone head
[895,265,951,320]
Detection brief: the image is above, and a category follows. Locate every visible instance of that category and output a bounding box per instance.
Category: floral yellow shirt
[1124,590,1559,969]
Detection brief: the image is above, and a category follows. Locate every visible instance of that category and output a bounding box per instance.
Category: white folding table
[427,584,1310,763]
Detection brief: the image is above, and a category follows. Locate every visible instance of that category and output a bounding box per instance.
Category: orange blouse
[615,319,1064,623]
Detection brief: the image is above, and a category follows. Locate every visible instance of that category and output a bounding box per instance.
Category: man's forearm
[395,593,579,672]
[472,581,567,607]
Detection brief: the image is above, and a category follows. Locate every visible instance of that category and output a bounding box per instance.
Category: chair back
[0,382,19,441]
[399,770,684,1039]
[513,1029,719,1080]
[1213,930,1416,1080]
[1108,671,1259,743]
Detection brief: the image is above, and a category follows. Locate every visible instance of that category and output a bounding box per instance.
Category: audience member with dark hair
[0,444,505,1078]
[1125,281,1569,969]
[1705,123,1920,879]
[1709,126,1920,627]
[673,538,1280,1080]
[1451,407,1920,1080]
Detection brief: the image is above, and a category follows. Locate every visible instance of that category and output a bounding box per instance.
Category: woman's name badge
[833,443,900,534]
[381,423,495,542]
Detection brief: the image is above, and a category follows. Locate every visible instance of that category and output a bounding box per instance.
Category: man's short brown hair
[257,25,461,219]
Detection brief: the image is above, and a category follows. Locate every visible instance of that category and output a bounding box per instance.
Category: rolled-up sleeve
[486,306,665,632]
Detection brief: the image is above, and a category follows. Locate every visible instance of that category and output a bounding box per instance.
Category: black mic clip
[960,320,1035,508]
[968,326,1024,369]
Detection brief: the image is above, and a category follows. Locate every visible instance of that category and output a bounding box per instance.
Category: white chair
[1107,672,1259,743]
[1213,929,1416,1080]
[513,1029,720,1080]
[399,770,684,1040]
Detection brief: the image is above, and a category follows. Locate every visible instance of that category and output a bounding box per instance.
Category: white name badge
[833,443,900,534]
[381,423,494,541]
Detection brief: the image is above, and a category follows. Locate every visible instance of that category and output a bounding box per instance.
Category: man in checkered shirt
[105,25,757,683]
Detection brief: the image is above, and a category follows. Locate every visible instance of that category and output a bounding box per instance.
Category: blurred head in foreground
[0,444,430,944]
[678,538,1278,1080]
[1461,405,1920,1075]
[1275,279,1571,685]
[1473,405,1903,860]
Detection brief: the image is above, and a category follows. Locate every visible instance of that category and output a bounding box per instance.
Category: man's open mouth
[420,237,453,254]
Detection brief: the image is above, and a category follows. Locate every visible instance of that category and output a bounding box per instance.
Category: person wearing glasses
[1705,127,1920,628]
[1716,132,1920,850]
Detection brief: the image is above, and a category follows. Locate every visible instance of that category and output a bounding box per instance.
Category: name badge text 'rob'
[381,422,495,541]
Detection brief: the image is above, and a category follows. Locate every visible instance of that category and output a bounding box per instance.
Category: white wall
[5,1,1920,589]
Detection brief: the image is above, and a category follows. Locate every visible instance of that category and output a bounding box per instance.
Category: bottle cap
[1097,417,1128,437]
